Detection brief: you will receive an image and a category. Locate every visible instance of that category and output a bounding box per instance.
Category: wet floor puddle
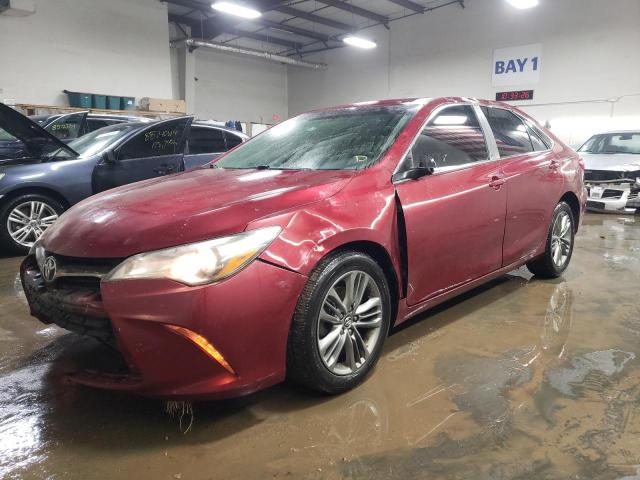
[1,213,639,479]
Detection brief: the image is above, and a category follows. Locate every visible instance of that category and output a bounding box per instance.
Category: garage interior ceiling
[165,0,464,57]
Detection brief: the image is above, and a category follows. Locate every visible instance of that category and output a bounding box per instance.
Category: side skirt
[394,257,533,326]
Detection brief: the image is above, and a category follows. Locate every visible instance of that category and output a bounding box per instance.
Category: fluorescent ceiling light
[343,36,377,49]
[505,0,539,9]
[212,2,261,19]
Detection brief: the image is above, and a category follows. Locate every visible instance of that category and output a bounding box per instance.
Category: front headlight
[104,226,281,286]
[0,173,5,181]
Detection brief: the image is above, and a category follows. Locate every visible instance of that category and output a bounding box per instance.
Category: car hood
[0,103,78,158]
[42,167,355,258]
[581,153,640,171]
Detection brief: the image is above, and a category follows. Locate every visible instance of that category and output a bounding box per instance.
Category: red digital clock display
[495,90,534,102]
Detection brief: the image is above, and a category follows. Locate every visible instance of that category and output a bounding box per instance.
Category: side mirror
[103,150,116,164]
[392,166,433,183]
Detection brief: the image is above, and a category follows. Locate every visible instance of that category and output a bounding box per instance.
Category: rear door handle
[489,174,506,190]
[549,159,560,170]
[153,164,175,174]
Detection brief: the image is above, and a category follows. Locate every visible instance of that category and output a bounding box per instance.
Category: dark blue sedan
[0,104,247,252]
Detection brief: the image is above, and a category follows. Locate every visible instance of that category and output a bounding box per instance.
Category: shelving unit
[13,103,183,119]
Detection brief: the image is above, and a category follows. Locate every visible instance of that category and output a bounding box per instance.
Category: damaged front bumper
[20,253,308,400]
[585,182,640,214]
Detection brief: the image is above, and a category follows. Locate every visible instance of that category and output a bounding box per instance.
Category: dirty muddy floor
[1,213,639,480]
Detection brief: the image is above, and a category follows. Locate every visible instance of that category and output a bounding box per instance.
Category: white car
[580,131,640,214]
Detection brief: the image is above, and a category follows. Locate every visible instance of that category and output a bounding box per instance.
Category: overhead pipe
[172,38,328,70]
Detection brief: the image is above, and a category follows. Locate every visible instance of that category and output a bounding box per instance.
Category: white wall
[0,0,173,106]
[191,48,288,124]
[288,0,640,146]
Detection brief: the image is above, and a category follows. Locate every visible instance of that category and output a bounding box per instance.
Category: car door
[481,107,563,266]
[394,104,507,306]
[92,117,191,193]
[43,111,88,141]
[183,125,228,170]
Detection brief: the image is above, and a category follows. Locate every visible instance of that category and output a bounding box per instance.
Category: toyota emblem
[42,256,57,283]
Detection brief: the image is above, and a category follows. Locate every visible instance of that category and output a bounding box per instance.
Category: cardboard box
[139,97,186,114]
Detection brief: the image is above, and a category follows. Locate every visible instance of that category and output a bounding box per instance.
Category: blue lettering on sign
[495,56,539,75]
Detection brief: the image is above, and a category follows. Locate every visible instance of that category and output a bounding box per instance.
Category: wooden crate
[139,97,187,114]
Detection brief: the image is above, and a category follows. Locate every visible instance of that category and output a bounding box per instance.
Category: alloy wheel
[317,270,383,376]
[7,201,59,248]
[550,210,572,269]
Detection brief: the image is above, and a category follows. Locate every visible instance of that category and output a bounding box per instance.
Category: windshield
[579,132,640,154]
[48,123,138,160]
[216,105,419,170]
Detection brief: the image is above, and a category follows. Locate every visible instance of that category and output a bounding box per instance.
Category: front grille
[21,256,117,346]
[585,169,640,183]
[41,253,122,282]
[602,189,624,199]
[587,200,606,210]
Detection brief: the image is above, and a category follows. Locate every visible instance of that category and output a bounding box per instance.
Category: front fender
[251,180,403,294]
[0,180,72,205]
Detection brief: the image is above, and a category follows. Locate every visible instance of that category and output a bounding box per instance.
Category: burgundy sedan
[21,98,586,399]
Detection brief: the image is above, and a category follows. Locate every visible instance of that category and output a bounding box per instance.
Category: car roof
[590,130,640,135]
[307,97,525,112]
[87,113,149,121]
[28,113,151,125]
[192,122,248,138]
[93,119,248,138]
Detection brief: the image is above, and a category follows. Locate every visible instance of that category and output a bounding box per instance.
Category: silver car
[580,131,640,214]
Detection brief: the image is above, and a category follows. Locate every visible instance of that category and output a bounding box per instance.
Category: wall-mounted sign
[492,43,541,87]
[495,90,534,102]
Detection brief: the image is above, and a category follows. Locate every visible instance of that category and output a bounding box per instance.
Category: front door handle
[549,159,560,170]
[488,175,506,190]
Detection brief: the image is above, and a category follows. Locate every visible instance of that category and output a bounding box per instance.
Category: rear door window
[87,119,111,132]
[481,107,534,157]
[527,126,549,151]
[187,126,226,154]
[409,105,488,170]
[45,112,87,141]
[224,132,243,150]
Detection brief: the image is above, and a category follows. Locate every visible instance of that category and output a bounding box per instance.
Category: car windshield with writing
[215,105,419,171]
[579,132,640,155]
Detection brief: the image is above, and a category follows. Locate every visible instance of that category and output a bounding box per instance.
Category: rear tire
[287,251,391,394]
[526,201,575,278]
[0,193,65,254]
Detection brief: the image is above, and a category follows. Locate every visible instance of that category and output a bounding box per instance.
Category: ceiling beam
[315,0,389,25]
[275,6,353,32]
[162,0,209,14]
[169,14,302,49]
[256,19,331,42]
[385,0,425,13]
[222,26,303,49]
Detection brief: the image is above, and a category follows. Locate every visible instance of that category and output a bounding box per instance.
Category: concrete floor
[1,213,639,480]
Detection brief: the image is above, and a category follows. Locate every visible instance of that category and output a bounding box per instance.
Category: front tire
[527,201,575,278]
[0,193,65,254]
[287,251,391,394]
